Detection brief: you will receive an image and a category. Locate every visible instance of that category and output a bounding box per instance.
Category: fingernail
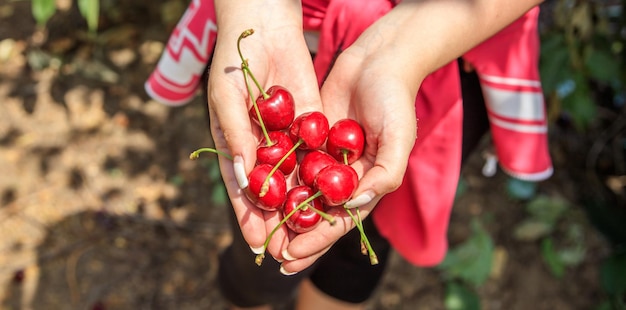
[281,249,296,261]
[233,156,248,189]
[250,245,264,254]
[344,190,376,209]
[280,265,298,276]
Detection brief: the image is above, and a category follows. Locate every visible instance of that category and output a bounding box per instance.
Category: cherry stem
[294,191,336,225]
[243,66,273,146]
[255,200,306,266]
[342,151,349,165]
[339,150,370,260]
[189,148,233,161]
[344,207,378,265]
[259,139,303,197]
[237,29,269,99]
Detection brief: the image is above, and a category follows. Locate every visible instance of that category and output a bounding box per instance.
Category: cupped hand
[207,18,322,261]
[278,45,422,273]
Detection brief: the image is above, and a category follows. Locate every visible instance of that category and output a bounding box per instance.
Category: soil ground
[0,1,620,309]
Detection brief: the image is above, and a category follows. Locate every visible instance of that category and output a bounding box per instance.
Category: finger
[206,70,266,251]
[278,204,377,274]
[263,209,291,261]
[348,88,417,208]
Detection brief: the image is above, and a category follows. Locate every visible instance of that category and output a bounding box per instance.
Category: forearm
[347,0,544,93]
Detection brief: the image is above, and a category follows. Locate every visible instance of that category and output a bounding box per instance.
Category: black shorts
[217,209,392,308]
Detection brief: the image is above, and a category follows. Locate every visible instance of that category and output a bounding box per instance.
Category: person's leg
[295,216,392,309]
[459,58,490,162]
[218,208,314,309]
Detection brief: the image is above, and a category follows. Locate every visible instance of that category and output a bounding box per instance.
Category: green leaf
[210,182,229,206]
[444,282,481,310]
[78,0,100,33]
[513,219,553,241]
[561,76,597,129]
[541,238,566,278]
[600,252,626,295]
[540,33,572,94]
[31,0,56,27]
[585,48,620,84]
[438,219,494,286]
[525,195,569,224]
[455,177,468,200]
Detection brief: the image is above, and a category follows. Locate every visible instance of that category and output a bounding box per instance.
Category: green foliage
[444,282,481,310]
[541,232,586,278]
[540,0,625,130]
[31,0,100,32]
[438,218,494,287]
[203,157,229,206]
[77,0,100,33]
[600,251,626,306]
[513,195,569,241]
[32,0,56,27]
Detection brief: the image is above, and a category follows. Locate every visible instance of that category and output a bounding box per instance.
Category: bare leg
[230,305,272,310]
[295,279,364,310]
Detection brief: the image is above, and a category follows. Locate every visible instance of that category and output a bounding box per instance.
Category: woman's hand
[207,0,322,260]
[276,0,544,274]
[278,45,420,273]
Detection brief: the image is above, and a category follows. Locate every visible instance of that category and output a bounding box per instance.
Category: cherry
[326,118,365,164]
[314,163,359,207]
[298,150,337,188]
[257,131,297,175]
[283,185,325,233]
[255,185,336,266]
[256,112,330,195]
[248,85,295,131]
[245,164,287,211]
[288,111,329,150]
[238,29,295,132]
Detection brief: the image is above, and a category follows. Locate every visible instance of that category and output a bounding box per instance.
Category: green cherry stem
[295,191,336,225]
[258,139,304,197]
[254,193,335,266]
[189,148,233,161]
[243,65,273,146]
[255,203,303,266]
[344,207,378,265]
[340,150,369,259]
[237,29,269,99]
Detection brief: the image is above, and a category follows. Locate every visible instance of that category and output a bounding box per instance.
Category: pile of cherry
[191,29,377,266]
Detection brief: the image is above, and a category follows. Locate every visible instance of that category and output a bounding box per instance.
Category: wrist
[214,0,303,36]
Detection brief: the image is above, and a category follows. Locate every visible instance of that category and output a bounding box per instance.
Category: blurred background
[0,0,624,309]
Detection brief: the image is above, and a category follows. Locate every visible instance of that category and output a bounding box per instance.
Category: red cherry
[298,150,337,188]
[256,131,297,175]
[314,164,359,206]
[249,85,295,131]
[283,185,324,233]
[326,118,365,164]
[245,164,287,211]
[288,111,329,150]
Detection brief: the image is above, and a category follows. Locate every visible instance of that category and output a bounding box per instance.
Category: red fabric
[463,7,553,181]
